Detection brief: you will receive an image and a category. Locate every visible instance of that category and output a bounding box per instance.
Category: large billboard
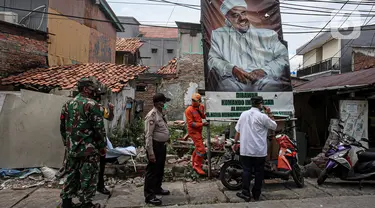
[201,0,294,119]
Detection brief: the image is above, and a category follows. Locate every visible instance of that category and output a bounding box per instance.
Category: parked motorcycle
[317,129,375,186]
[219,127,304,190]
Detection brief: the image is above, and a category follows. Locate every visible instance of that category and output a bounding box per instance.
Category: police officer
[144,93,171,206]
[60,78,106,208]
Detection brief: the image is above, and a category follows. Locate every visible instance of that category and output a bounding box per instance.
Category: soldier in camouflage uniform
[59,78,107,208]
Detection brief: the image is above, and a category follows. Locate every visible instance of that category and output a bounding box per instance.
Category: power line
[289,0,350,61]
[165,0,177,26]
[107,0,375,16]
[298,1,375,76]
[298,0,364,68]
[4,5,375,34]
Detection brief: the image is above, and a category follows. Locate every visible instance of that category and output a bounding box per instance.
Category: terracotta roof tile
[139,26,178,39]
[157,58,177,75]
[116,38,143,53]
[1,63,148,92]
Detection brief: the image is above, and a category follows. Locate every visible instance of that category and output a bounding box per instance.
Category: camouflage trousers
[60,154,100,204]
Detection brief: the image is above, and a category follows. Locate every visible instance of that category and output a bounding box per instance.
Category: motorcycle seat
[358,151,375,162]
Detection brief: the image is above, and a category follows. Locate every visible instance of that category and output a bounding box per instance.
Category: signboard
[201,0,294,119]
[340,100,368,148]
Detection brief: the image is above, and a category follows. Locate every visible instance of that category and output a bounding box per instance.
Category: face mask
[163,103,167,110]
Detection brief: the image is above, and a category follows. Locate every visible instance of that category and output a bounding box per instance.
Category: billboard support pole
[206,120,212,178]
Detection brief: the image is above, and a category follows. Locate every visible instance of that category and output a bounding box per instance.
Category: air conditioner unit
[0,12,18,24]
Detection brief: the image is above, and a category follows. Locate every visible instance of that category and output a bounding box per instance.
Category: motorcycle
[219,127,304,190]
[317,129,375,186]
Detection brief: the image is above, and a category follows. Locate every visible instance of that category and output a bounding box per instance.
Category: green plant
[109,119,145,148]
[169,127,184,143]
[202,124,228,139]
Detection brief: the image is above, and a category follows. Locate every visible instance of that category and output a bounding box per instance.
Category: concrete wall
[104,86,135,134]
[158,54,204,120]
[117,16,140,38]
[0,21,48,77]
[322,39,341,60]
[140,38,177,72]
[0,90,70,168]
[179,33,203,56]
[0,0,48,31]
[47,0,116,66]
[341,25,375,73]
[303,49,317,67]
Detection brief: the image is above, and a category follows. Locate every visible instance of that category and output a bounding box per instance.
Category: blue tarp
[0,168,41,178]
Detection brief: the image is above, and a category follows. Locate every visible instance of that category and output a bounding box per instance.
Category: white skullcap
[220,0,248,16]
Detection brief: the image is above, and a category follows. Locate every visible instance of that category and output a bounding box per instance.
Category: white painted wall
[322,39,341,60]
[105,87,136,133]
[303,49,317,67]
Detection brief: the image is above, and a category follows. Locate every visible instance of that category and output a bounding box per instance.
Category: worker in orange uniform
[185,93,209,175]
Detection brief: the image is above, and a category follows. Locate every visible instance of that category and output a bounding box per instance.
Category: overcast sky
[108,0,375,73]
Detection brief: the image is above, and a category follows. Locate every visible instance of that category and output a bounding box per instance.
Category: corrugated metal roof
[294,68,375,93]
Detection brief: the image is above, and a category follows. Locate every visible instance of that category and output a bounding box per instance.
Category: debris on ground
[303,119,340,178]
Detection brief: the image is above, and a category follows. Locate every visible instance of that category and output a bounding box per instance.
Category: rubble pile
[303,119,340,178]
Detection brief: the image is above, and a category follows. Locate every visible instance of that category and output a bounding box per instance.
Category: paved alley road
[1,178,375,208]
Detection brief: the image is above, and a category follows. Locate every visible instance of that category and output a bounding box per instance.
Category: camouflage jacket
[60,93,107,157]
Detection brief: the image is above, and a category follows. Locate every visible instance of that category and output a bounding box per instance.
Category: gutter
[99,0,124,32]
[293,84,371,94]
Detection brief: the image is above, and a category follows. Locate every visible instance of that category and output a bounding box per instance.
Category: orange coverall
[185,104,206,175]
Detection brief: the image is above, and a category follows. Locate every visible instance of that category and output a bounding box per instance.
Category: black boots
[145,197,162,206]
[61,199,73,208]
[97,186,110,195]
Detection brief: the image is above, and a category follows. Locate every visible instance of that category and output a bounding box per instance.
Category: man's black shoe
[236,192,251,202]
[155,189,170,195]
[145,197,162,206]
[81,202,101,208]
[61,199,73,208]
[97,187,110,195]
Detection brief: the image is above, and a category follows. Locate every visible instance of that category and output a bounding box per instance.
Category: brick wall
[158,54,205,120]
[0,21,48,78]
[353,51,375,71]
[135,83,157,118]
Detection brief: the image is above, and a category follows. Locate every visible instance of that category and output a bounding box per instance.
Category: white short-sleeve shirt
[235,108,277,157]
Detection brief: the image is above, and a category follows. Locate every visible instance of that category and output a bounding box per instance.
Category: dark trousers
[144,140,167,200]
[97,155,117,188]
[240,156,266,199]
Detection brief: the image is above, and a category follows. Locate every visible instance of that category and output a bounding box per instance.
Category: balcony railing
[297,57,340,78]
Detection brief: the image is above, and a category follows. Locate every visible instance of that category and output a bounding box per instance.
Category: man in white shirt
[207,0,291,92]
[232,96,277,201]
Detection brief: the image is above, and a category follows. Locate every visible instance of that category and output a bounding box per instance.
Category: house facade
[0,0,123,67]
[296,24,375,79]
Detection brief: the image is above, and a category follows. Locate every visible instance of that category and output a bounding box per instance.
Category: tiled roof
[116,38,143,53]
[1,63,148,93]
[139,26,178,39]
[157,58,177,75]
[294,67,375,93]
